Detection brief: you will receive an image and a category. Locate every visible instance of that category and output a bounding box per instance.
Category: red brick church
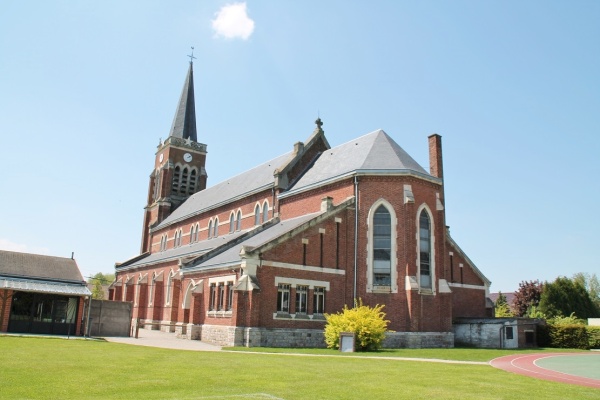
[110,61,491,347]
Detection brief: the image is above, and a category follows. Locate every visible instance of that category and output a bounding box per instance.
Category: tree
[572,272,600,310]
[87,272,115,300]
[512,280,543,317]
[494,291,513,317]
[539,276,600,319]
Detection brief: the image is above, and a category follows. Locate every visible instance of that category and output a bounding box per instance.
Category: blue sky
[1,1,598,292]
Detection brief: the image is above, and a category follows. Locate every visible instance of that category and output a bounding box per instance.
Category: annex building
[110,61,492,348]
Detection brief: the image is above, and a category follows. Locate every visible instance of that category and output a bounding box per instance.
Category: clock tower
[140,59,208,253]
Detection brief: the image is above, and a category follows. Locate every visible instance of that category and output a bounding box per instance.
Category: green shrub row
[537,324,600,349]
[588,326,600,349]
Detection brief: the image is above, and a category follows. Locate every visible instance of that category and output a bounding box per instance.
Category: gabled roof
[117,228,253,270]
[186,212,322,271]
[155,151,293,230]
[0,250,86,284]
[284,129,434,195]
[168,62,197,142]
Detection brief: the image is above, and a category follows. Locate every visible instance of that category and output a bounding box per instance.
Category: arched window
[373,205,392,286]
[262,201,269,222]
[229,213,235,233]
[367,200,398,293]
[188,169,197,195]
[153,170,161,201]
[208,220,213,239]
[160,234,168,252]
[254,204,261,225]
[180,167,189,194]
[419,209,432,289]
[172,166,181,192]
[189,225,195,244]
[194,223,199,242]
[236,210,242,231]
[213,217,219,237]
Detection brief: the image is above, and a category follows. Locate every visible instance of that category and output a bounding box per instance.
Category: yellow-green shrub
[324,299,390,351]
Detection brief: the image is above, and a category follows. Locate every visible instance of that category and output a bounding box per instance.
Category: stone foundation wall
[243,327,326,348]
[383,332,454,348]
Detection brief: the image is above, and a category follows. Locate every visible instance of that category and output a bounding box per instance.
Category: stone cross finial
[315,117,323,129]
[188,46,197,64]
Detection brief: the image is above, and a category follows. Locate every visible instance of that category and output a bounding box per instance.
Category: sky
[1,1,599,293]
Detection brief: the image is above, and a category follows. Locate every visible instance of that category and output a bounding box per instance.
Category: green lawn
[1,336,598,399]
[223,345,585,362]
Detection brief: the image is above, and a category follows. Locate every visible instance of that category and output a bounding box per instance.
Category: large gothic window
[419,209,432,289]
[373,205,392,286]
[367,200,397,293]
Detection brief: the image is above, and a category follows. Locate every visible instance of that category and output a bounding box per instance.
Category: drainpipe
[86,295,92,337]
[353,176,359,303]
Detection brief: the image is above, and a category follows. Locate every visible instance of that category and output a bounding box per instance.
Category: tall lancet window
[188,169,197,195]
[419,210,432,289]
[373,205,392,286]
[172,166,181,192]
[153,170,161,201]
[180,167,189,194]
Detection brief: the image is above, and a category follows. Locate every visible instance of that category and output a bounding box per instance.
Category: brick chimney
[428,134,443,180]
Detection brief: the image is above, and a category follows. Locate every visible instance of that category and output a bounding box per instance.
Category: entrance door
[8,292,79,335]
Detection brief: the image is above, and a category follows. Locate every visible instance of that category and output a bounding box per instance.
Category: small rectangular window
[209,283,216,311]
[218,283,225,310]
[277,284,290,313]
[505,326,514,340]
[313,287,325,315]
[227,282,234,311]
[296,285,308,314]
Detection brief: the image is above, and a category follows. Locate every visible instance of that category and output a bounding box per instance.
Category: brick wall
[0,289,12,332]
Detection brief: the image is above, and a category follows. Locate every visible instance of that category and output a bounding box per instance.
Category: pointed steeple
[168,61,198,142]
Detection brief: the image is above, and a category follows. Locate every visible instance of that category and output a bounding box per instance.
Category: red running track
[490,353,600,389]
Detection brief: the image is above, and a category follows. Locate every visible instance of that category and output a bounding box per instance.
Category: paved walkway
[103,328,222,351]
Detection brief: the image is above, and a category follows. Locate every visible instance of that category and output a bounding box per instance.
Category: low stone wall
[243,327,326,348]
[199,324,244,347]
[383,332,454,348]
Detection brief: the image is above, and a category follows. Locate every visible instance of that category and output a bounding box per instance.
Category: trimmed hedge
[544,324,589,349]
[588,326,600,349]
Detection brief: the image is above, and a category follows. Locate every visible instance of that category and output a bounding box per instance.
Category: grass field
[1,336,598,399]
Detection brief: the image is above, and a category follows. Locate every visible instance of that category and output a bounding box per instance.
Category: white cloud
[212,2,255,40]
[0,239,50,255]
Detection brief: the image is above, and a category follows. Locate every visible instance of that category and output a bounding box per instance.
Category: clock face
[183,153,193,162]
[159,153,164,162]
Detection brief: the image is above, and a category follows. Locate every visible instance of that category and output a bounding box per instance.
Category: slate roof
[155,151,293,229]
[119,228,252,270]
[168,62,197,142]
[123,212,322,273]
[0,250,86,283]
[286,129,432,195]
[187,211,322,271]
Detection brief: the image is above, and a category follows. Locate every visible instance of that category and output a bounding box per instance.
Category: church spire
[168,56,198,142]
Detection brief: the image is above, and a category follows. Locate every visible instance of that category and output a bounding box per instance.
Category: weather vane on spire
[188,46,197,64]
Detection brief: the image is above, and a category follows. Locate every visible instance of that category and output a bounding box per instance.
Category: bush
[588,326,600,349]
[548,325,589,349]
[536,323,551,347]
[324,299,390,351]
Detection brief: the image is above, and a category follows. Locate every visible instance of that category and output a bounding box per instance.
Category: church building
[110,61,491,348]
